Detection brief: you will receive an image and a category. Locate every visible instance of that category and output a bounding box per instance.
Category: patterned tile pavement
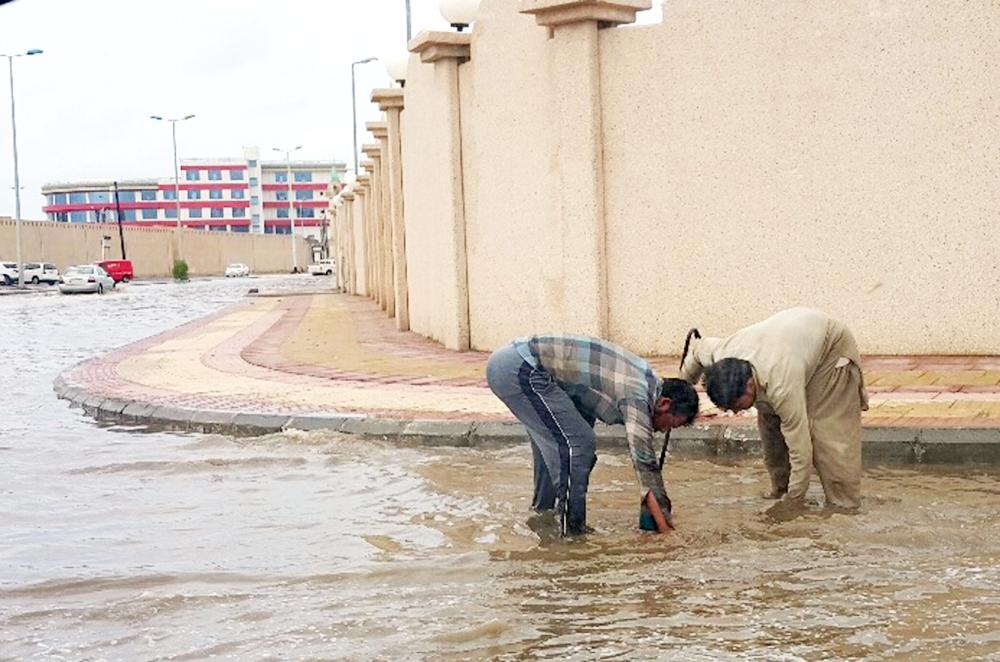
[61,292,1000,429]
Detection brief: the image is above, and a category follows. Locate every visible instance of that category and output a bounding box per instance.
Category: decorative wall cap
[341,190,356,201]
[360,160,376,174]
[361,143,381,158]
[356,174,372,186]
[371,88,405,111]
[519,0,650,28]
[408,30,472,63]
[365,121,388,138]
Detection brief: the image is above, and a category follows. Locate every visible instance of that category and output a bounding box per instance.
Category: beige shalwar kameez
[680,308,868,509]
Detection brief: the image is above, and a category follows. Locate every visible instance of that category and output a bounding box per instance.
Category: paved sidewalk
[55,292,1000,460]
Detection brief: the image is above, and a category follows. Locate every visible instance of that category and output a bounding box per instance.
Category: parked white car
[225,263,251,277]
[308,259,336,276]
[0,261,19,285]
[58,265,115,295]
[22,262,60,285]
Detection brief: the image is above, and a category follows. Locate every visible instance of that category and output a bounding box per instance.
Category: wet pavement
[1,277,998,659]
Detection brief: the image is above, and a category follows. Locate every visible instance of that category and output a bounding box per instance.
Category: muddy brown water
[1,277,998,660]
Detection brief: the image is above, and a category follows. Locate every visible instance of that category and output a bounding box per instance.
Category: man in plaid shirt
[486,334,699,537]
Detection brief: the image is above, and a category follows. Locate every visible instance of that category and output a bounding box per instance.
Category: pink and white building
[41,147,347,239]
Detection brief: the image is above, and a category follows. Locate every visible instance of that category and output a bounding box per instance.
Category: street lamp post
[150,114,195,259]
[3,48,43,289]
[273,145,303,272]
[351,57,377,175]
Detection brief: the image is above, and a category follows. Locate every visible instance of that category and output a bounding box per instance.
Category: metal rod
[113,181,126,260]
[351,62,359,175]
[405,0,412,41]
[8,56,23,288]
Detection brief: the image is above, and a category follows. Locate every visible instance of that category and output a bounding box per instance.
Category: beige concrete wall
[599,0,1000,353]
[0,219,310,278]
[386,1,999,354]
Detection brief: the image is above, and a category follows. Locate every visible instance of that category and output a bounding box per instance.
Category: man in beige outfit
[679,308,868,511]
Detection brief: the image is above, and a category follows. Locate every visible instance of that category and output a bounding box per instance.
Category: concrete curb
[52,370,1000,464]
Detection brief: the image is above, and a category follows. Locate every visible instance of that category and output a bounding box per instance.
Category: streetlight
[351,57,377,175]
[272,145,303,272]
[3,48,43,289]
[439,0,481,31]
[149,114,195,258]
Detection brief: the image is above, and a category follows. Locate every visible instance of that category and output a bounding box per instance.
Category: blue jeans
[486,344,597,535]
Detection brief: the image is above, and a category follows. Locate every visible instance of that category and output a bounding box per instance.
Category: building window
[275,171,288,183]
[232,208,246,218]
[211,208,224,218]
[141,209,158,220]
[277,207,289,218]
[299,208,315,218]
[189,208,202,219]
[252,213,261,225]
[264,225,274,234]
[293,171,312,183]
[249,177,259,187]
[231,189,245,199]
[68,192,86,204]
[276,190,288,201]
[163,189,177,200]
[248,159,258,168]
[185,170,200,181]
[250,195,259,205]
[124,210,137,221]
[294,190,313,201]
[51,193,67,205]
[118,191,136,203]
[230,170,244,181]
[232,225,248,233]
[209,189,222,200]
[165,208,177,219]
[140,190,157,201]
[187,190,201,200]
[211,225,226,232]
[89,191,111,204]
[70,210,87,222]
[208,169,222,181]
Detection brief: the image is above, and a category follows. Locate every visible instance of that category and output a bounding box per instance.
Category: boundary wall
[333,0,1000,354]
[0,219,311,277]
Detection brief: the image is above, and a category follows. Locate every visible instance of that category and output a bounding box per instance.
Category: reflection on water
[1,278,998,659]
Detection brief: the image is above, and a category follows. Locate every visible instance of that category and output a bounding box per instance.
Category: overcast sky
[0,0,662,219]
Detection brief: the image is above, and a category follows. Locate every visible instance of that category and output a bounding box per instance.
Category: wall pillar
[372,88,409,331]
[341,188,356,294]
[409,30,472,351]
[355,174,371,297]
[361,147,383,307]
[367,120,394,317]
[361,158,379,302]
[519,0,649,339]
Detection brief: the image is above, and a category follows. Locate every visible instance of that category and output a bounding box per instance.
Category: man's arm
[774,388,813,501]
[623,402,671,519]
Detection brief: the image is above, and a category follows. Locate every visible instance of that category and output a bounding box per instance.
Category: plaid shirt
[514,334,668,501]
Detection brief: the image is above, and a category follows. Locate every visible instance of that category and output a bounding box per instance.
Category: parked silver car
[58,265,115,295]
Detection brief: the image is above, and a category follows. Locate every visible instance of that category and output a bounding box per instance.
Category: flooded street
[1,277,998,660]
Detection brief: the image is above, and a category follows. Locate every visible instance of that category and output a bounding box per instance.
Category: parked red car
[96,260,134,283]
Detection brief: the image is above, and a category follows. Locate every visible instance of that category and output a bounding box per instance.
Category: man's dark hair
[659,378,699,425]
[704,358,754,410]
